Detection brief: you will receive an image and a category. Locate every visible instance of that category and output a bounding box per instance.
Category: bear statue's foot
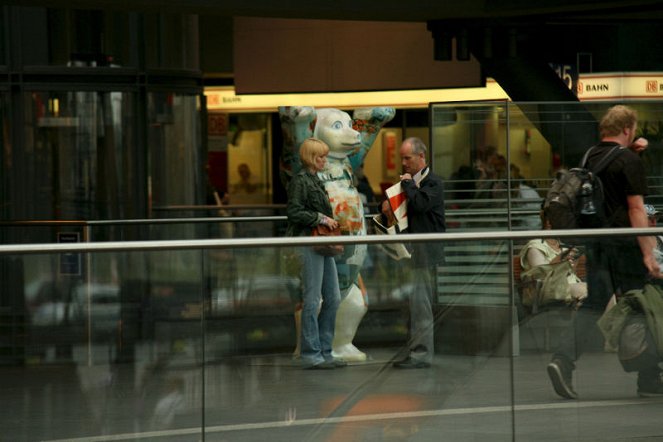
[331,283,368,362]
[332,343,367,362]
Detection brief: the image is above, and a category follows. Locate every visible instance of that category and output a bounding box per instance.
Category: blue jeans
[299,246,341,366]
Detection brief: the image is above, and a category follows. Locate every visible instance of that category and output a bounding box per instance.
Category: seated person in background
[519,210,587,307]
[510,163,541,229]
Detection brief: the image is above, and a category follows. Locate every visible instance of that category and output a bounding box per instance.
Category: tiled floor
[2,342,663,442]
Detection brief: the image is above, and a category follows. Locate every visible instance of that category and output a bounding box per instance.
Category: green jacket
[286,169,333,237]
[598,283,663,355]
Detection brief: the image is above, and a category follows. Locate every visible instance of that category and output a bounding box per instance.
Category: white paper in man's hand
[372,215,411,260]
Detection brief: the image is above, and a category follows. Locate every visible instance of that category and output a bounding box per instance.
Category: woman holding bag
[519,209,587,309]
[286,138,345,369]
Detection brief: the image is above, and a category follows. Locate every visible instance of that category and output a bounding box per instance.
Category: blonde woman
[286,138,345,369]
[519,211,587,305]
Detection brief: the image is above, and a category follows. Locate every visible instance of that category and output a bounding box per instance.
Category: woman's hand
[321,216,339,230]
[551,248,578,265]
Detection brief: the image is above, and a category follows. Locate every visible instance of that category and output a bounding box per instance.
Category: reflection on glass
[432,101,663,232]
[148,92,202,219]
[21,91,136,222]
[2,229,663,440]
[5,99,663,441]
[0,239,517,440]
[226,113,272,206]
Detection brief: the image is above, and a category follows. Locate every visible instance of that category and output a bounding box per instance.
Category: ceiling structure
[8,0,663,23]
[12,3,663,107]
[7,0,663,173]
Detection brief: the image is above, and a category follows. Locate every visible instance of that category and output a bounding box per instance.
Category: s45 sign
[549,63,578,94]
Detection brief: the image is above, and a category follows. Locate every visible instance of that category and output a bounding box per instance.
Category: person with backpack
[546,104,663,399]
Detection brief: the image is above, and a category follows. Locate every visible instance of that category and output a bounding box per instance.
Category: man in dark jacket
[387,137,446,368]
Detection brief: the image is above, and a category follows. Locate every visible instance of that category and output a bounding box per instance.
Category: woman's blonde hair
[299,138,330,169]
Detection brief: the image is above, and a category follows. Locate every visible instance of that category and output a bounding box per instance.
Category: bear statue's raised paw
[279,106,316,124]
[354,107,396,124]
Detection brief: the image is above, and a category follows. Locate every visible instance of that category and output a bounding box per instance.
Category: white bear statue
[279,106,395,361]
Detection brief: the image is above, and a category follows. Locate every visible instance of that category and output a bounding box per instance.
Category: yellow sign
[205,80,510,113]
[206,72,663,112]
[577,72,663,101]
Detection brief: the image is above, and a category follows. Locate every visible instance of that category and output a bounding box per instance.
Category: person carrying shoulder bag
[286,138,346,370]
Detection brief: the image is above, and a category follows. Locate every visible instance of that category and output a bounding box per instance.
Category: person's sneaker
[393,356,431,369]
[304,360,336,370]
[547,358,577,399]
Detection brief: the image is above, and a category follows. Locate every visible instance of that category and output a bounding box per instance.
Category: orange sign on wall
[208,113,228,136]
[383,131,398,178]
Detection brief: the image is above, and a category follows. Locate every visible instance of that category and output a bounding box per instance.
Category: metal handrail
[152,204,287,211]
[0,210,538,227]
[0,217,286,226]
[2,227,663,255]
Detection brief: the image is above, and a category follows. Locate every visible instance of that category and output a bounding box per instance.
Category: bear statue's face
[313,108,361,160]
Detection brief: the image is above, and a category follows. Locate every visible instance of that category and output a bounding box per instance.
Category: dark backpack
[543,145,623,229]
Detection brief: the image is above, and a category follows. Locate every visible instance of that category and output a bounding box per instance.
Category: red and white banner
[385,182,408,232]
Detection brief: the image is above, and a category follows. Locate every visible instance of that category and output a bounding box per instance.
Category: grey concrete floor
[2,342,663,442]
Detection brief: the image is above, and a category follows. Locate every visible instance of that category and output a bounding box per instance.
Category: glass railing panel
[7,229,663,440]
[1,248,205,441]
[0,235,517,441]
[513,230,663,441]
[431,100,510,232]
[200,237,514,441]
[20,89,139,221]
[433,101,663,232]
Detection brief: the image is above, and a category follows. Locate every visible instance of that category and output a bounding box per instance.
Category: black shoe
[330,359,348,368]
[638,382,663,397]
[547,358,577,399]
[304,360,336,370]
[410,345,428,354]
[393,356,431,369]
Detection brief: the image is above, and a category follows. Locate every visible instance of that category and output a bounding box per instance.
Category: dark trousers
[406,264,435,363]
[553,238,657,380]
